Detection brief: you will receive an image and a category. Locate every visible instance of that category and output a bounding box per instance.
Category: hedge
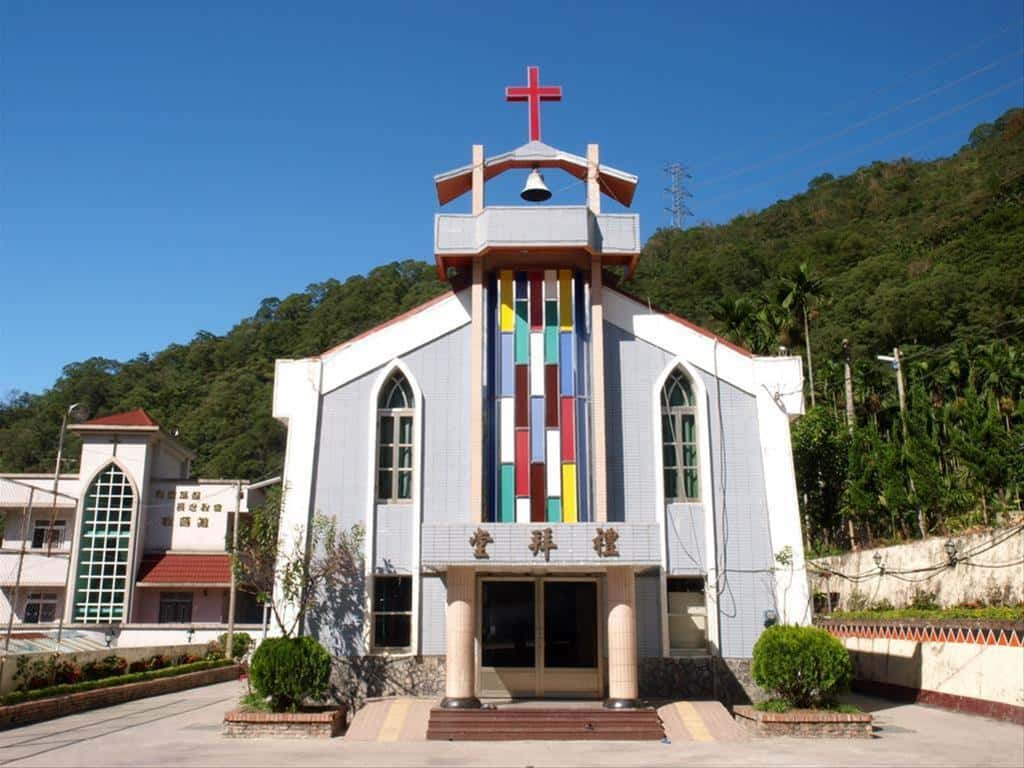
[0,659,235,707]
[826,606,1023,621]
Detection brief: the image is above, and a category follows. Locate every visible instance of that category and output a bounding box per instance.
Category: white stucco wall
[840,635,1023,710]
[811,526,1024,611]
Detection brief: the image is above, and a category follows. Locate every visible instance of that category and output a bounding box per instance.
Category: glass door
[479,579,537,698]
[540,579,601,698]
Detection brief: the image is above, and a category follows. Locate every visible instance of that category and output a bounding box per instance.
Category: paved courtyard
[0,681,1020,767]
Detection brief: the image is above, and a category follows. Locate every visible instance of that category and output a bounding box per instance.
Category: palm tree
[782,262,825,407]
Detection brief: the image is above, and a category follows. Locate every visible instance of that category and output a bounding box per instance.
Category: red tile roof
[83,408,160,428]
[136,553,231,585]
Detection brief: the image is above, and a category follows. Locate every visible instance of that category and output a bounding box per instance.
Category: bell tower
[432,66,641,528]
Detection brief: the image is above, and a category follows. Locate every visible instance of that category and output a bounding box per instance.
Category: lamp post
[944,538,959,567]
[52,403,89,653]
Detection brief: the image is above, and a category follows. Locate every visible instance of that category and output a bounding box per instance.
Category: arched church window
[661,368,699,501]
[376,371,414,502]
[72,463,134,623]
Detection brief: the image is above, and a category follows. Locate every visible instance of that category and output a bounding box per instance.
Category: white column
[441,566,480,708]
[605,566,639,707]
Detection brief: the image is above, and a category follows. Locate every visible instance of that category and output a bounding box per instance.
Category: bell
[520,167,552,202]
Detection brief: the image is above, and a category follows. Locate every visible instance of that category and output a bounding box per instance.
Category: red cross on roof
[505,66,562,143]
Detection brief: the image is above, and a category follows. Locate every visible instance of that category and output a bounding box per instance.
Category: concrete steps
[426,706,666,741]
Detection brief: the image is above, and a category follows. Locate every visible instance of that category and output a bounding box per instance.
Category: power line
[699,77,1023,207]
[692,20,1023,174]
[695,49,1023,189]
[663,162,693,229]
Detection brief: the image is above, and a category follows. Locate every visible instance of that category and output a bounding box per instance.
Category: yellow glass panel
[558,270,572,330]
[500,270,514,331]
[562,463,577,523]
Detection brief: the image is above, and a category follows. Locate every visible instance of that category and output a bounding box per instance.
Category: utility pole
[225,479,242,660]
[842,339,855,433]
[876,347,907,419]
[664,162,693,229]
[1,489,35,686]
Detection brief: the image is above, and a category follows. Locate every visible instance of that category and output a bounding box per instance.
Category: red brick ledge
[0,664,241,731]
[853,679,1024,726]
[223,707,346,738]
[733,705,873,738]
[224,709,343,724]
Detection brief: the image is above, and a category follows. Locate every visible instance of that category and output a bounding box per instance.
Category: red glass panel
[530,463,546,522]
[515,431,530,496]
[515,365,528,427]
[545,365,558,426]
[560,397,575,462]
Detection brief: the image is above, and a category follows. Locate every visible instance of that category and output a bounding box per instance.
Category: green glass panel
[663,444,678,468]
[682,414,696,441]
[546,497,562,523]
[514,300,529,363]
[378,471,393,500]
[397,446,412,469]
[664,469,678,500]
[379,416,394,444]
[684,469,699,499]
[545,299,558,327]
[397,470,412,499]
[398,416,413,443]
[661,414,673,439]
[544,325,558,364]
[685,450,699,473]
[500,464,515,523]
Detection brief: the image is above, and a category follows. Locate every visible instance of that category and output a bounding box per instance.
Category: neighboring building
[0,409,267,648]
[271,69,810,706]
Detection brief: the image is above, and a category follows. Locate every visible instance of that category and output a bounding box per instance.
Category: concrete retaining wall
[819,619,1024,724]
[810,525,1023,611]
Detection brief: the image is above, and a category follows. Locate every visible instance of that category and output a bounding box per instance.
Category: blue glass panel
[559,332,574,395]
[515,271,528,299]
[530,397,545,461]
[576,396,590,523]
[500,333,514,396]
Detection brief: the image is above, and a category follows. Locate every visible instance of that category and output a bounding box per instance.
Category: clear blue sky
[2,1,1022,396]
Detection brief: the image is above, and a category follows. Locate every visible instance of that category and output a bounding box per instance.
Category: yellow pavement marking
[377,699,411,742]
[674,701,713,742]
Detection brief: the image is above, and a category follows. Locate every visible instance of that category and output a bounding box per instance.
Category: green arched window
[73,464,134,623]
[376,371,414,502]
[661,369,699,501]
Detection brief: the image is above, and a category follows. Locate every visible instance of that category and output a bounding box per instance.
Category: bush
[249,637,331,712]
[752,625,852,709]
[145,654,169,671]
[80,655,128,682]
[128,660,148,674]
[910,588,940,610]
[220,631,254,660]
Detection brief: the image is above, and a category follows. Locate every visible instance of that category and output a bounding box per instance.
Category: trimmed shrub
[145,654,169,671]
[218,631,254,660]
[752,625,852,708]
[249,637,331,712]
[81,655,128,682]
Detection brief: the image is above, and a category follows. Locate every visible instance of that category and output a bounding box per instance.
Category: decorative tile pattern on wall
[493,269,585,524]
[820,620,1023,646]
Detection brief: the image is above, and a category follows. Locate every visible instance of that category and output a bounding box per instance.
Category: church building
[272,67,811,707]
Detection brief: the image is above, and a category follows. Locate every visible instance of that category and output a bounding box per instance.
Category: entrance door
[478,577,601,699]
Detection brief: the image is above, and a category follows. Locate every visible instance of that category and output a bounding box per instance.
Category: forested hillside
[2,109,1022,553]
